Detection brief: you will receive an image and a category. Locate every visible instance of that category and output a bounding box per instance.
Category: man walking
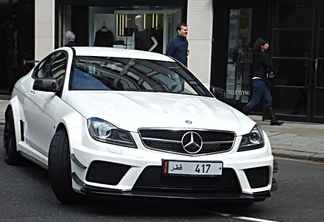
[166,23,189,67]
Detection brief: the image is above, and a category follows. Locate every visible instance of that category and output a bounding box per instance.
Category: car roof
[71,47,175,62]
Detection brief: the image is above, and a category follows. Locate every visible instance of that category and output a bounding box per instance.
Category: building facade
[0,0,324,123]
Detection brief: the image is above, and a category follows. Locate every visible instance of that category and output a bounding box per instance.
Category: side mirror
[33,78,58,92]
[210,86,226,101]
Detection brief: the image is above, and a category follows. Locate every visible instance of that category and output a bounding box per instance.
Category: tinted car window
[50,52,67,78]
[33,53,56,79]
[50,52,68,89]
[71,56,212,97]
[32,51,68,89]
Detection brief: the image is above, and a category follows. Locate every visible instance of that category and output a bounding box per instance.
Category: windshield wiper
[123,88,161,92]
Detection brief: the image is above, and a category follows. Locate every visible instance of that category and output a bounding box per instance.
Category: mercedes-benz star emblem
[181,131,203,154]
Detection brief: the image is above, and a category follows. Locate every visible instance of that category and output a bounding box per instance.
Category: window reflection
[71,56,209,96]
[226,8,253,103]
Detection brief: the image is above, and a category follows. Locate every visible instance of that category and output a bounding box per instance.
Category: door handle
[314,58,318,75]
[313,58,318,86]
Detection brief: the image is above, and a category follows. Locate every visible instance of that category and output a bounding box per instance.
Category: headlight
[238,124,264,152]
[87,117,137,148]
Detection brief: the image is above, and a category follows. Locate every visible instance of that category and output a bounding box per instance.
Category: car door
[23,50,69,156]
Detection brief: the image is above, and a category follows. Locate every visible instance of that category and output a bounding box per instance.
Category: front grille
[133,166,241,193]
[139,129,235,155]
[244,167,270,188]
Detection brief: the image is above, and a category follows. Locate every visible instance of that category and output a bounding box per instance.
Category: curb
[272,148,324,162]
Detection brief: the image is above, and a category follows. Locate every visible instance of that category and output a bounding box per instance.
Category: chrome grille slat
[141,137,181,143]
[139,129,235,155]
[203,140,233,144]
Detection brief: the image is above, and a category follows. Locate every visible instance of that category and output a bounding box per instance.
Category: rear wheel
[48,129,83,204]
[3,109,23,165]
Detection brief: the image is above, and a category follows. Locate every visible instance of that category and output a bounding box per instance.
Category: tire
[48,129,83,204]
[3,109,23,165]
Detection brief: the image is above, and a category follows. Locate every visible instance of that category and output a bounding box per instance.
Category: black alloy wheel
[49,129,83,204]
[3,109,23,165]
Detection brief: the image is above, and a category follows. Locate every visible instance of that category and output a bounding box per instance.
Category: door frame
[270,0,324,123]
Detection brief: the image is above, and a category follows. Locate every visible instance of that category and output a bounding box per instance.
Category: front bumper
[80,185,271,202]
[70,149,276,202]
[69,126,277,202]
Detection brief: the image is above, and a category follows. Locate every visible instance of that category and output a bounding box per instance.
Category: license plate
[163,160,223,176]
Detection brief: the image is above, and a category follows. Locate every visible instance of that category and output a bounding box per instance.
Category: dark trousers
[246,79,272,109]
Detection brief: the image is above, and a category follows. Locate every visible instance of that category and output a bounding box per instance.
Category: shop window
[226,8,253,104]
[114,13,165,53]
[57,4,184,55]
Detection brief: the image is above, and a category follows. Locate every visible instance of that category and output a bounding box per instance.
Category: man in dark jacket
[166,23,189,67]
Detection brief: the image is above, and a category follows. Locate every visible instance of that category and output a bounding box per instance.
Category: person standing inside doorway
[166,22,189,67]
[64,31,77,47]
[242,35,283,126]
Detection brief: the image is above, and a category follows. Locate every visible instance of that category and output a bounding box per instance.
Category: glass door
[271,0,324,123]
[313,1,324,122]
[226,9,253,105]
[211,0,270,113]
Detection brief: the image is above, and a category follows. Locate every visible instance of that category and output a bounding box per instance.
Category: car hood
[64,92,255,135]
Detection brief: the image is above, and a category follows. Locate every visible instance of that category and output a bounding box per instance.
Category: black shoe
[266,106,284,126]
[270,120,284,126]
[242,106,251,115]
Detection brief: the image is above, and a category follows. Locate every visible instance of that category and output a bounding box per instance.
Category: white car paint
[5,47,277,204]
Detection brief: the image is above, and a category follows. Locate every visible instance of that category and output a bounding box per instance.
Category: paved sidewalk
[250,115,324,162]
[0,99,323,162]
[0,100,8,125]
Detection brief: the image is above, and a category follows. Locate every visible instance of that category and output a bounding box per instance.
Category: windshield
[70,56,212,97]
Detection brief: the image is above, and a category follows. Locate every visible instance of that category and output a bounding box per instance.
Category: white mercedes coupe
[4,47,278,204]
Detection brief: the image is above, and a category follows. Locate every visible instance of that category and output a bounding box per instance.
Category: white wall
[35,0,55,60]
[187,0,213,89]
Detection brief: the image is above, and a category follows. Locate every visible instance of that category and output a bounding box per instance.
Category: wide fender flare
[263,130,273,156]
[54,110,87,152]
[6,96,26,143]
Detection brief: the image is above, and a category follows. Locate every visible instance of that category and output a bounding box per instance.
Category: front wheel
[48,129,83,204]
[3,109,23,165]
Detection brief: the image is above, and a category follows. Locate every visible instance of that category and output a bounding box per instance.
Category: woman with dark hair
[242,35,283,126]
